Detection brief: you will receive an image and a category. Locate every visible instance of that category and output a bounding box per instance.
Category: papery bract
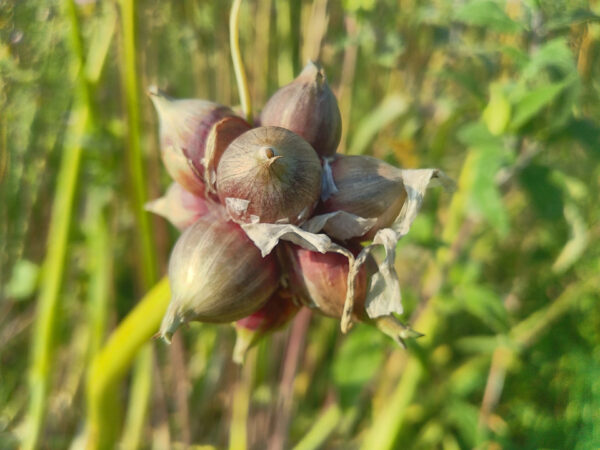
[145,182,210,230]
[283,243,368,322]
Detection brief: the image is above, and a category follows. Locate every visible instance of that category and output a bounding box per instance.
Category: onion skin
[149,88,240,196]
[216,126,322,224]
[319,154,407,240]
[145,182,210,230]
[283,243,368,322]
[159,210,280,342]
[260,61,342,158]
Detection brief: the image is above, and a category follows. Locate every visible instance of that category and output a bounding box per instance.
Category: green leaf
[544,8,600,31]
[444,400,481,447]
[454,284,509,333]
[510,80,571,130]
[469,143,510,236]
[520,38,576,81]
[457,121,503,150]
[454,0,521,32]
[332,325,385,407]
[519,164,564,221]
[6,259,40,300]
[483,84,511,135]
[348,94,409,155]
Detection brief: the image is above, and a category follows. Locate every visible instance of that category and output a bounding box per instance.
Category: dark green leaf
[519,164,565,221]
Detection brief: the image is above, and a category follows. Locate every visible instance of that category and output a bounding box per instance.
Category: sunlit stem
[230,0,253,123]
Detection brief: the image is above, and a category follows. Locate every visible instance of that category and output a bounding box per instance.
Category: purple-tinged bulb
[284,243,422,347]
[260,61,342,158]
[216,126,322,225]
[149,88,241,196]
[283,243,368,322]
[233,288,300,363]
[319,154,407,241]
[159,210,280,343]
[145,182,210,230]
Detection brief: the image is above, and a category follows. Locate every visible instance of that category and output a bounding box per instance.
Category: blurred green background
[1,0,600,448]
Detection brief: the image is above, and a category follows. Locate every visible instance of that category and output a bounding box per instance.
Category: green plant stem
[230,0,253,123]
[86,277,170,449]
[118,0,157,288]
[116,0,158,448]
[229,348,256,450]
[23,102,89,450]
[121,345,154,450]
[292,403,342,450]
[86,195,112,360]
[276,0,294,85]
[21,1,99,447]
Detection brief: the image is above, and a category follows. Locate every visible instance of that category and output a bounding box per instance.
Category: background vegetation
[1,0,599,448]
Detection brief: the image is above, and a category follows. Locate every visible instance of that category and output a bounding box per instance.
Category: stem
[118,0,157,288]
[116,0,158,447]
[21,1,99,447]
[229,348,257,450]
[268,309,312,450]
[292,403,342,450]
[86,277,170,449]
[230,0,253,123]
[120,345,154,449]
[85,194,112,360]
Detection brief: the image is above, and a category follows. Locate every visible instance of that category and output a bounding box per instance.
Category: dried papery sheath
[284,244,421,347]
[145,182,210,230]
[159,210,279,343]
[351,169,456,319]
[233,288,300,364]
[240,221,357,332]
[240,168,454,331]
[216,126,322,224]
[283,243,367,322]
[260,61,342,158]
[319,154,407,240]
[149,87,238,195]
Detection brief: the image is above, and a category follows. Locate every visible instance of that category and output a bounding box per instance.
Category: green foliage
[2,0,599,449]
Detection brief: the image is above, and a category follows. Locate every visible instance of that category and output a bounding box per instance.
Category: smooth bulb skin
[260,61,342,158]
[217,126,322,224]
[159,210,280,343]
[284,244,422,347]
[149,88,238,196]
[319,154,407,240]
[283,243,368,323]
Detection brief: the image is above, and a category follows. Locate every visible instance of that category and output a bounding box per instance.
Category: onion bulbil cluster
[148,61,452,362]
